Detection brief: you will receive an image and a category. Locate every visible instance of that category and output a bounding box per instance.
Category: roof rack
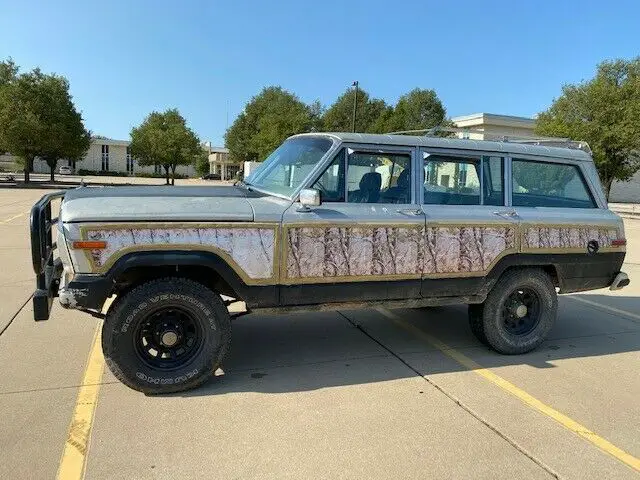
[385,126,592,154]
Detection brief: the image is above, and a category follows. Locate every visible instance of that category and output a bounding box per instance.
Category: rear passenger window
[423,154,504,206]
[512,159,596,208]
[424,156,480,205]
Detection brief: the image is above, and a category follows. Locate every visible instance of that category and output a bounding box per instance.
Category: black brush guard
[30,191,66,321]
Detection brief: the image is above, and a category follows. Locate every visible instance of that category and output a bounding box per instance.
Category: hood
[60,185,260,223]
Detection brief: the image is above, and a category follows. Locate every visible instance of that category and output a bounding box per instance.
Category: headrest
[360,172,382,191]
[397,169,410,188]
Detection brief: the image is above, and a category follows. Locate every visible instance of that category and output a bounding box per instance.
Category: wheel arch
[487,254,565,292]
[104,250,278,309]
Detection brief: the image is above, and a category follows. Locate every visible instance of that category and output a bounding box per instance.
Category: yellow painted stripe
[0,212,26,224]
[377,307,640,473]
[56,326,105,480]
[567,295,640,322]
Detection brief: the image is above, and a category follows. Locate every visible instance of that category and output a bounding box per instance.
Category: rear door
[419,149,518,298]
[280,144,425,305]
[509,156,625,290]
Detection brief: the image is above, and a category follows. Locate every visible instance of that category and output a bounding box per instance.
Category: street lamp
[351,81,359,133]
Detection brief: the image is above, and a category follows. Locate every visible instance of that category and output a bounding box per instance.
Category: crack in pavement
[0,381,120,396]
[0,294,32,338]
[337,310,560,480]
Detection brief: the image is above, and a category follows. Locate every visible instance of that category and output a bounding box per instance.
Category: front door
[280,144,425,306]
[419,149,518,298]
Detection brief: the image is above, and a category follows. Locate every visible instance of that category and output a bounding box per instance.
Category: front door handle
[397,208,423,216]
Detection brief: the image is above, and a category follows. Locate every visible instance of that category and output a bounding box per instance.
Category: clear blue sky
[1,0,639,146]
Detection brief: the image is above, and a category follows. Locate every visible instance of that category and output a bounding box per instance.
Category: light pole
[351,81,359,133]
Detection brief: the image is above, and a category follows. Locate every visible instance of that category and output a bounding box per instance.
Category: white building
[1,137,198,177]
[206,146,241,180]
[451,113,537,140]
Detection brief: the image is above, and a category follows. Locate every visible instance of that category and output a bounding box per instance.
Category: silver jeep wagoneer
[30,132,629,393]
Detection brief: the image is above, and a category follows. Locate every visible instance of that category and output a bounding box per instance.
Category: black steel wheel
[102,277,231,394]
[501,288,541,336]
[474,269,557,355]
[134,306,203,370]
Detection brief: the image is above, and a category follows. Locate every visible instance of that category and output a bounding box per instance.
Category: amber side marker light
[72,241,107,250]
[611,239,627,247]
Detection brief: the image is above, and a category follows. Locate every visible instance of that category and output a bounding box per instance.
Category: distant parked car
[59,166,72,175]
[201,173,221,180]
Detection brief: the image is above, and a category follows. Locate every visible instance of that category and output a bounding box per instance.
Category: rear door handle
[397,208,423,216]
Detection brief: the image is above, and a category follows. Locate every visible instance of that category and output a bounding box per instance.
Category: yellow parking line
[377,307,640,473]
[0,212,26,224]
[567,295,640,322]
[56,326,105,480]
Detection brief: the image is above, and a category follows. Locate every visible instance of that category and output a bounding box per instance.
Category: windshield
[244,136,333,197]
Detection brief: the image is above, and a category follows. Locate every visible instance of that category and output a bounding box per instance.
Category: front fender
[62,250,278,312]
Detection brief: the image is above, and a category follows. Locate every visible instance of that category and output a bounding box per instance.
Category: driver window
[347,151,412,203]
[311,149,413,203]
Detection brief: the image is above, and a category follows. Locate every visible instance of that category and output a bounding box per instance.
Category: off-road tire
[468,303,489,346]
[475,268,557,355]
[102,277,231,394]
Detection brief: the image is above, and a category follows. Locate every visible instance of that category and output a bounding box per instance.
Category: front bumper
[58,275,113,311]
[30,191,66,321]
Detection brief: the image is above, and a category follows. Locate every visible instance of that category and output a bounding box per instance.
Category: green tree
[322,87,390,133]
[225,86,315,163]
[0,59,18,155]
[0,61,90,182]
[384,88,447,133]
[130,109,201,185]
[195,146,210,177]
[536,58,640,199]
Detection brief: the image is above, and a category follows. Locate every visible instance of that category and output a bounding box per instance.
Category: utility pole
[351,81,359,133]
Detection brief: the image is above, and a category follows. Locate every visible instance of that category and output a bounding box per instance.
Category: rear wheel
[102,277,231,394]
[470,269,557,354]
[468,304,488,346]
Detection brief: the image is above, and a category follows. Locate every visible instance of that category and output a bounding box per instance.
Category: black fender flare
[68,250,278,311]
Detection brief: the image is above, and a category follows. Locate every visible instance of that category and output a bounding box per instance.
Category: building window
[126,146,134,173]
[101,145,109,171]
[458,163,468,186]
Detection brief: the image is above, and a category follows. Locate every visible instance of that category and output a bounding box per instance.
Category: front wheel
[471,269,557,354]
[102,277,231,394]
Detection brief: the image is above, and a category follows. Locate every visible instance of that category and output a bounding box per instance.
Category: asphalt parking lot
[1,186,639,479]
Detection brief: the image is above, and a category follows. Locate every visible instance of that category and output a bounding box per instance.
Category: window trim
[510,157,598,209]
[505,156,513,207]
[481,155,506,207]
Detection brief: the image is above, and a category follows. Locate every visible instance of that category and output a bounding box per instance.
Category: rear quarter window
[512,159,596,208]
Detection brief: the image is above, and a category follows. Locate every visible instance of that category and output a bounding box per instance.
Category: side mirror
[297,188,321,212]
